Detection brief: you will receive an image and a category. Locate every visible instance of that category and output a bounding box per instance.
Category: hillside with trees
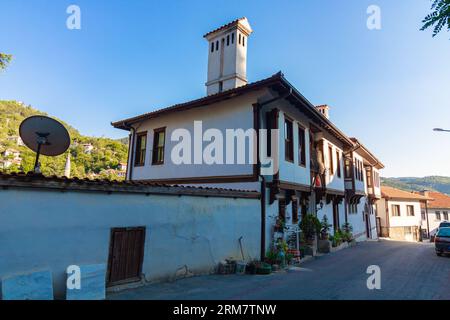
[0,100,128,180]
[382,176,450,196]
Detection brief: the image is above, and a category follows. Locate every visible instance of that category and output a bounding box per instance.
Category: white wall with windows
[386,200,422,228]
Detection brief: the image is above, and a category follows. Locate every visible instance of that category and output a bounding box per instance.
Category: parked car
[430,221,450,242]
[435,227,450,256]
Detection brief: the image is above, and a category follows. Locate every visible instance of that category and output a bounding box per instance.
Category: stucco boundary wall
[0,173,261,298]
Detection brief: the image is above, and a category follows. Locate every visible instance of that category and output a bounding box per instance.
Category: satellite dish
[19,115,71,173]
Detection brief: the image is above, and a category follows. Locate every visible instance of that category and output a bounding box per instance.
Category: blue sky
[0,0,449,177]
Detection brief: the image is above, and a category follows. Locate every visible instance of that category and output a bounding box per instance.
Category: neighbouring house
[82,143,94,154]
[112,17,384,254]
[1,148,22,169]
[377,186,430,241]
[1,148,21,159]
[344,138,384,241]
[118,162,127,172]
[6,135,25,147]
[418,191,450,238]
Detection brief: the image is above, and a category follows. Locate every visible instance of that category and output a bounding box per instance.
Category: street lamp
[433,128,450,132]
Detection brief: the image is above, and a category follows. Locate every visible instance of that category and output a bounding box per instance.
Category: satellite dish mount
[19,116,71,174]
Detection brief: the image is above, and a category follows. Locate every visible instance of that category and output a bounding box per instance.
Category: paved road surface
[109,240,450,300]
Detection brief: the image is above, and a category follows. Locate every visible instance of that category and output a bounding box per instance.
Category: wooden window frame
[328,145,334,175]
[152,127,166,165]
[298,125,306,167]
[284,117,294,163]
[443,211,449,220]
[134,131,147,167]
[407,205,415,216]
[436,211,441,221]
[265,112,272,157]
[392,204,401,217]
[336,150,341,178]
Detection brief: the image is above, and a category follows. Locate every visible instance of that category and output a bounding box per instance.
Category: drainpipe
[124,124,136,181]
[260,176,267,261]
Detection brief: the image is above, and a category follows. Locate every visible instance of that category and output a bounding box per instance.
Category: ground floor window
[436,211,441,220]
[392,205,401,217]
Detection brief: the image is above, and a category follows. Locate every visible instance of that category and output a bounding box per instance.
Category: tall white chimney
[315,105,330,119]
[204,18,253,95]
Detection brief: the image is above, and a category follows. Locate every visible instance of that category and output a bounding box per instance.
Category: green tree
[421,0,450,37]
[0,53,12,70]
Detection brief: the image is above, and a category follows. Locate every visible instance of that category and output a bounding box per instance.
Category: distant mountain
[382,176,450,196]
[0,100,128,180]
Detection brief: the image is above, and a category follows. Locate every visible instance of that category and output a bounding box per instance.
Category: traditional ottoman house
[112,18,383,256]
[377,186,430,241]
[344,138,384,241]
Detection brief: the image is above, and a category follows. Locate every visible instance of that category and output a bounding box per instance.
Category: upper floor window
[298,126,306,166]
[392,204,401,217]
[152,128,166,165]
[231,32,235,44]
[211,42,214,52]
[436,211,441,220]
[134,132,147,166]
[421,211,426,220]
[366,168,372,187]
[407,205,415,216]
[336,150,341,178]
[328,145,334,175]
[444,211,449,221]
[238,33,241,44]
[215,40,219,51]
[227,34,230,46]
[345,158,352,178]
[284,118,294,162]
[242,36,245,46]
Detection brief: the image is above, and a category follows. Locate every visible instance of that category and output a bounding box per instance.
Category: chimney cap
[203,17,253,39]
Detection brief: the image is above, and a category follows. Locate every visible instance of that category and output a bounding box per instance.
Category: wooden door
[365,214,371,238]
[333,201,340,231]
[107,227,146,286]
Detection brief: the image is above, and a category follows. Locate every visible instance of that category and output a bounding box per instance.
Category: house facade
[112,18,384,255]
[377,186,429,241]
[419,191,450,237]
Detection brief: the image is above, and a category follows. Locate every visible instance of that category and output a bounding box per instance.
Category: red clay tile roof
[349,137,384,169]
[381,186,431,201]
[111,72,355,148]
[0,172,259,198]
[424,191,450,209]
[111,72,282,129]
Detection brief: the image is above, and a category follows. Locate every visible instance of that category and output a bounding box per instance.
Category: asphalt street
[109,240,450,300]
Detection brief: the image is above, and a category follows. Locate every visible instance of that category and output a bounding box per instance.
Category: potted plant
[299,213,321,244]
[318,215,333,253]
[274,217,285,233]
[341,222,354,243]
[332,229,343,247]
[320,215,332,240]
